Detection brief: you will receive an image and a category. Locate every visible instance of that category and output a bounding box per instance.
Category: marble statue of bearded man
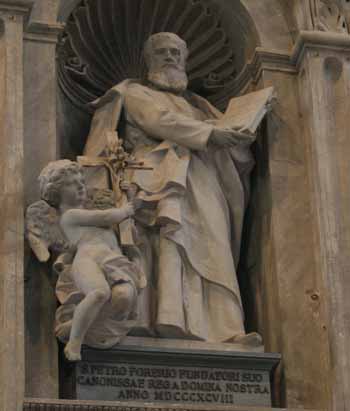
[83,32,258,344]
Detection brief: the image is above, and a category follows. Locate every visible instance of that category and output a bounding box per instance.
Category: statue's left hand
[209,127,255,148]
[230,130,256,146]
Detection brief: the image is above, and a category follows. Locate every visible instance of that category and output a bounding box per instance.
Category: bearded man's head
[144,32,189,93]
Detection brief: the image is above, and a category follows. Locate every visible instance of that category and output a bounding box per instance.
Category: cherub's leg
[65,259,111,361]
[55,320,72,341]
[110,282,136,319]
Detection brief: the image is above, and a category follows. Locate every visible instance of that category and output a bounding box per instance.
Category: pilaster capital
[25,20,64,44]
[0,0,33,27]
[292,30,350,68]
[0,0,33,15]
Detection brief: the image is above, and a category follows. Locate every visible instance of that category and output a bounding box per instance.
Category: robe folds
[84,79,255,342]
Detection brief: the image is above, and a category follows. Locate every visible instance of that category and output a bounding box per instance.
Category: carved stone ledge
[292,30,350,68]
[23,399,320,411]
[0,0,33,15]
[214,29,350,108]
[24,20,64,43]
[251,48,296,78]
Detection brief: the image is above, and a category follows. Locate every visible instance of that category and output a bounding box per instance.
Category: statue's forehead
[152,38,183,50]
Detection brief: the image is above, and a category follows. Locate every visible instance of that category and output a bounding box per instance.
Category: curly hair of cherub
[39,160,83,207]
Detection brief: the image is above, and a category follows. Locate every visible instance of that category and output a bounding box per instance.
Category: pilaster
[23,11,63,400]
[245,29,350,411]
[0,3,33,411]
[243,50,331,410]
[294,30,350,411]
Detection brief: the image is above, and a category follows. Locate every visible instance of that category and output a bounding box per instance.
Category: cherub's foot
[55,321,72,341]
[64,339,82,362]
[232,332,263,347]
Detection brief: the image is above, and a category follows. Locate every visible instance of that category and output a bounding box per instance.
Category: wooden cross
[77,132,152,247]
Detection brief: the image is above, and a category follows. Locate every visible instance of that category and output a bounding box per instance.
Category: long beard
[147,67,188,93]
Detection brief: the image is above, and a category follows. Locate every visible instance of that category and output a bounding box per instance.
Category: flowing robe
[84,80,255,342]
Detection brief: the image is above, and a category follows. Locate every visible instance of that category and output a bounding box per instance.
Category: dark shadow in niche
[238,117,286,408]
[238,120,272,338]
[0,18,4,37]
[238,120,284,409]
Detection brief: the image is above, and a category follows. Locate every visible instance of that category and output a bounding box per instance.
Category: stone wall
[1,1,349,410]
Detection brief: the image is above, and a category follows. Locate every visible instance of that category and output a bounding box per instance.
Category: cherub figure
[26,160,145,361]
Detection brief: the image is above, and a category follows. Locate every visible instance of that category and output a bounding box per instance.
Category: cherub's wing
[26,200,68,262]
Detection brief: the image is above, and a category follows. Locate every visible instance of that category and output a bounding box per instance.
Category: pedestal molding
[23,398,320,411]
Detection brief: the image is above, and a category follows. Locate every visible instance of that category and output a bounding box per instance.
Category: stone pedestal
[65,339,280,409]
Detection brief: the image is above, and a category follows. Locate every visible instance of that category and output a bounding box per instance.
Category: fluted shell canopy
[58,0,257,111]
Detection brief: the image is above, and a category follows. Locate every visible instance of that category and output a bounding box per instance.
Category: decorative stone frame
[2,0,349,410]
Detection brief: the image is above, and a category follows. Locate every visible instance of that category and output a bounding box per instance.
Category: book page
[216,87,275,134]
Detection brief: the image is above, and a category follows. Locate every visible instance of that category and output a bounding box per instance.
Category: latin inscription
[76,363,271,406]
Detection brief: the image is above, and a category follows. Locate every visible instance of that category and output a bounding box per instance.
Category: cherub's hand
[123,202,135,218]
[132,198,143,211]
[120,181,131,191]
[120,181,139,199]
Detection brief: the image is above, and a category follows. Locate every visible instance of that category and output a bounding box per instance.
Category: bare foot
[55,321,72,341]
[232,332,263,347]
[64,339,82,362]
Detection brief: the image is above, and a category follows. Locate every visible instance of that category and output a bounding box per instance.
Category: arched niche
[57,0,275,155]
[58,0,294,50]
[241,0,294,49]
[58,0,258,105]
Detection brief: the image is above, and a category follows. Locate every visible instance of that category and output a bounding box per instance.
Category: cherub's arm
[62,204,134,228]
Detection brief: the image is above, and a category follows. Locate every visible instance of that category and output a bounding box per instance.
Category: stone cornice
[249,47,296,82]
[292,30,350,69]
[0,0,33,14]
[214,30,350,107]
[24,20,64,43]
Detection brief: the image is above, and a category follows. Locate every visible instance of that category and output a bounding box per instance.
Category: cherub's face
[60,172,87,208]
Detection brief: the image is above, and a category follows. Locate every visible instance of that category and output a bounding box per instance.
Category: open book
[216,87,275,134]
